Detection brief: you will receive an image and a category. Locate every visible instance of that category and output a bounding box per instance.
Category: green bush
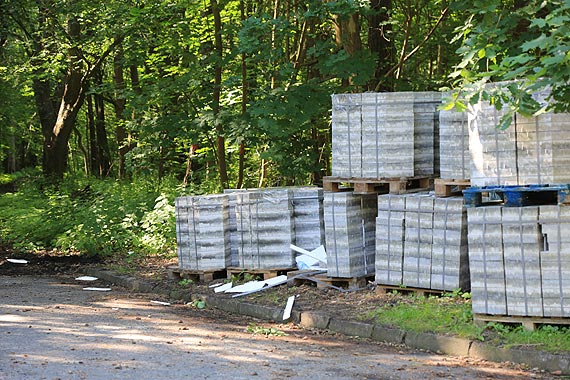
[0,172,179,257]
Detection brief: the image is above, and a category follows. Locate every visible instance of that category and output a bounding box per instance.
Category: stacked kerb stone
[324,192,377,278]
[431,197,470,291]
[331,92,440,178]
[174,194,232,270]
[375,194,407,286]
[413,92,441,176]
[234,189,295,269]
[468,101,517,186]
[402,193,435,288]
[467,207,507,315]
[439,103,470,179]
[375,193,469,291]
[467,205,564,317]
[468,85,570,186]
[502,207,543,316]
[291,187,325,251]
[539,206,570,317]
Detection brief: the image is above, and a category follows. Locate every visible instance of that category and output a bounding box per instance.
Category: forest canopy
[0,0,568,188]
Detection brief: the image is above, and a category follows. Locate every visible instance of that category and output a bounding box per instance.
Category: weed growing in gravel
[246,323,288,337]
[484,323,570,353]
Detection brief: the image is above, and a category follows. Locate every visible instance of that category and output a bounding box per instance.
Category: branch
[83,35,125,83]
[375,6,450,91]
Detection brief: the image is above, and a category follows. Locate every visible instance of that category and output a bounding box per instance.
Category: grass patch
[484,323,570,353]
[367,293,481,339]
[366,293,570,353]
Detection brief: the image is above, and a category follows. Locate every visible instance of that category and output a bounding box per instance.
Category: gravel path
[0,275,550,380]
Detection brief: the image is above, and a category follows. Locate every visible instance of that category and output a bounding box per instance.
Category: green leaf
[521,34,551,52]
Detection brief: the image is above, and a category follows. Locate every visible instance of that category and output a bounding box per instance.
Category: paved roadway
[0,275,549,380]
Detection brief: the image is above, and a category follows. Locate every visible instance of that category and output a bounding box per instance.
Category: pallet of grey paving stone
[324,192,376,278]
[463,184,570,208]
[174,194,232,271]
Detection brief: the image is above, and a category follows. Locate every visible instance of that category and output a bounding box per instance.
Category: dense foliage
[1,0,461,188]
[0,172,177,255]
[449,0,570,128]
[2,1,570,255]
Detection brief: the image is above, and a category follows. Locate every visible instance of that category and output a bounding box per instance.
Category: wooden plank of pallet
[473,314,570,331]
[322,176,432,195]
[226,267,296,281]
[166,266,227,283]
[311,274,373,290]
[374,284,444,298]
[434,178,471,197]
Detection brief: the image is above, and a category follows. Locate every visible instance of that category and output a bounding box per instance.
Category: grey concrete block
[328,319,373,338]
[405,331,471,357]
[238,302,282,321]
[299,311,331,329]
[469,341,570,375]
[371,325,406,344]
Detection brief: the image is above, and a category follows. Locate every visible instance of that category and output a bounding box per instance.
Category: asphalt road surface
[0,275,551,380]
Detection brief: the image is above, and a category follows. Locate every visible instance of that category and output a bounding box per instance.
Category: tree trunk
[93,67,111,177]
[113,39,129,179]
[87,91,97,175]
[211,0,229,189]
[330,4,363,87]
[237,0,247,190]
[367,0,393,91]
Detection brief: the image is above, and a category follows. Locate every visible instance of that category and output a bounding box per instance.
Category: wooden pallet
[323,176,431,195]
[286,269,327,287]
[226,267,295,281]
[473,314,570,331]
[166,266,227,283]
[311,274,374,290]
[434,178,470,197]
[374,284,445,298]
[463,184,570,208]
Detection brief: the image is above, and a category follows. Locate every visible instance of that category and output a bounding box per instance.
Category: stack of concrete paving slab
[324,191,377,278]
[375,193,469,291]
[403,193,436,289]
[234,188,295,269]
[290,187,325,251]
[468,204,570,317]
[539,206,570,317]
[331,92,440,178]
[431,197,470,291]
[413,92,441,176]
[439,105,470,180]
[174,194,232,270]
[375,194,407,286]
[468,86,570,186]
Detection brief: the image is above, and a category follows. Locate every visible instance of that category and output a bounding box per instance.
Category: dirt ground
[0,250,453,322]
[0,250,562,379]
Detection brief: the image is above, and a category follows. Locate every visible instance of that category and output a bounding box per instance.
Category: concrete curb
[86,268,570,375]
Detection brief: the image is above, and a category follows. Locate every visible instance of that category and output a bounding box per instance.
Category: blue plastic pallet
[463,184,570,207]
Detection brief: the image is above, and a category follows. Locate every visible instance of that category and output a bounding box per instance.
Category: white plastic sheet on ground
[6,259,28,264]
[82,287,112,292]
[282,295,295,320]
[75,276,98,281]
